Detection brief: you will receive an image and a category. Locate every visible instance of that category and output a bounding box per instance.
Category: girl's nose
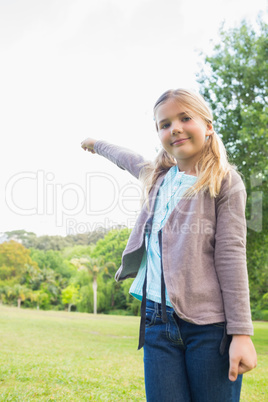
[171,123,183,135]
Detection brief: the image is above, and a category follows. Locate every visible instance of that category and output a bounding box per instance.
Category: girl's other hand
[81,137,97,153]
[228,335,257,381]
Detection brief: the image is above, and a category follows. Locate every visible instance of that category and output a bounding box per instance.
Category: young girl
[81,89,257,402]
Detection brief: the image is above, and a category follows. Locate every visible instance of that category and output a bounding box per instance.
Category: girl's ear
[206,123,214,136]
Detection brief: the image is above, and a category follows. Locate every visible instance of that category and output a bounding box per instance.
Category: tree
[197,16,268,314]
[4,228,109,250]
[91,228,132,310]
[0,240,39,285]
[70,256,115,314]
[0,286,14,305]
[29,290,50,310]
[60,244,95,261]
[30,248,75,280]
[12,284,31,308]
[61,284,80,312]
[91,228,131,267]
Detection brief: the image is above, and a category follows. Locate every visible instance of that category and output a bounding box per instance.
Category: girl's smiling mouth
[171,137,190,145]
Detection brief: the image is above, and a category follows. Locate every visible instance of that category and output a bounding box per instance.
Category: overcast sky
[1,0,267,237]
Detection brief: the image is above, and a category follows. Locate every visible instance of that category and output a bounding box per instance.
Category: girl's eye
[161,123,170,129]
[160,116,191,129]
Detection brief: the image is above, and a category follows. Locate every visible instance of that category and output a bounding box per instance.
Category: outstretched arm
[81,137,150,180]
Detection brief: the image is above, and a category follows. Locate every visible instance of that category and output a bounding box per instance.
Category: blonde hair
[139,89,237,209]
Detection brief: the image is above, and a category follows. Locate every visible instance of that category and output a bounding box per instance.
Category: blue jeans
[143,299,243,402]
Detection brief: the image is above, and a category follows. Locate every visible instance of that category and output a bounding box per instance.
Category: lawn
[0,306,267,401]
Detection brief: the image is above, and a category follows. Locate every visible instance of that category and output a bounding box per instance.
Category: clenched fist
[81,137,97,154]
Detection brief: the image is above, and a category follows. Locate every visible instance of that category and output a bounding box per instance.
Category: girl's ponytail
[182,130,235,200]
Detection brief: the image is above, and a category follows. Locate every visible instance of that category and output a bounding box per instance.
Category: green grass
[0,306,267,401]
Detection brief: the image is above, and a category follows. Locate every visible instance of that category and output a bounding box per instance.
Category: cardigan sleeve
[93,140,150,180]
[214,169,254,336]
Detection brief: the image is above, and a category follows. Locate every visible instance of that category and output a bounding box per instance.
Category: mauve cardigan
[93,140,254,336]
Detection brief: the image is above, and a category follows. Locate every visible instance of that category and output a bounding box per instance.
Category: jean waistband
[146,299,174,314]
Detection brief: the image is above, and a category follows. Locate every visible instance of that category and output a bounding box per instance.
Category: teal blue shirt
[129,165,197,306]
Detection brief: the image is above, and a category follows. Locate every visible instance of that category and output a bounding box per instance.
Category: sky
[1,0,267,237]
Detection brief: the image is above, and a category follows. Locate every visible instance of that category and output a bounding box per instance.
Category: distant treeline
[2,227,112,250]
[0,226,267,320]
[0,227,140,316]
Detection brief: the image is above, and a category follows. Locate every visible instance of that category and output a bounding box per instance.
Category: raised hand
[81,137,97,154]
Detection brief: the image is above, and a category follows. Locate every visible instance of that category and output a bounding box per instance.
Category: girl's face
[155,99,213,173]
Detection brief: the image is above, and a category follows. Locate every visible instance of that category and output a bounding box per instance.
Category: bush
[252,309,268,321]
